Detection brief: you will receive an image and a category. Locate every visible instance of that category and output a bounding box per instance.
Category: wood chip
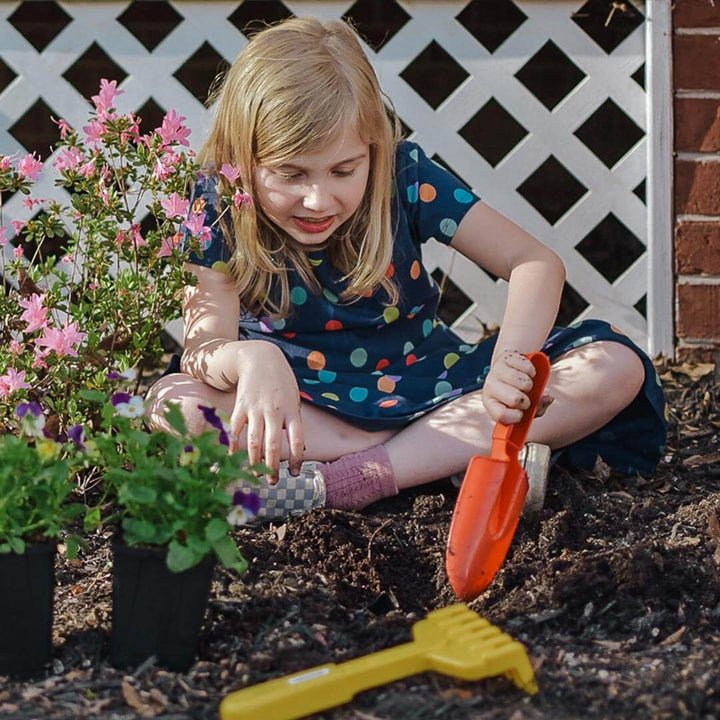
[121,678,165,717]
[660,626,687,646]
[683,452,720,469]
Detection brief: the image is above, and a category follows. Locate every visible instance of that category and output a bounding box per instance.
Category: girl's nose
[302,184,329,212]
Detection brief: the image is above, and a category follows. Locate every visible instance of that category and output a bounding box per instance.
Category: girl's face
[254,128,370,247]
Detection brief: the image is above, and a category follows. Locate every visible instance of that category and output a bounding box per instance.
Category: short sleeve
[182,174,233,272]
[395,141,481,246]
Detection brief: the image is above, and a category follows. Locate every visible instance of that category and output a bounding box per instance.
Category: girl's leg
[145,372,399,461]
[384,341,646,489]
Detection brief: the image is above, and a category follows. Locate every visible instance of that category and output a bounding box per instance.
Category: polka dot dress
[183,141,667,474]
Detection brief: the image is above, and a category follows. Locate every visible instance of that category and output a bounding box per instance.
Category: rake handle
[219,641,428,720]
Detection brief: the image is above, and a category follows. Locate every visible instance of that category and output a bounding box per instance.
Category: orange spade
[446,352,551,601]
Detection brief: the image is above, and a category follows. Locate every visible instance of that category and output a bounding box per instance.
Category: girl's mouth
[292,216,335,234]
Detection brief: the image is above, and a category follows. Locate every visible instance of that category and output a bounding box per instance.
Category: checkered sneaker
[450,442,551,516]
[243,461,326,523]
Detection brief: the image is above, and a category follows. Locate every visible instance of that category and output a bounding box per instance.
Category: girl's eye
[278,172,301,182]
[333,169,356,178]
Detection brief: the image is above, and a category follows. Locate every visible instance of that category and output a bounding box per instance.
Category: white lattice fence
[0,0,672,353]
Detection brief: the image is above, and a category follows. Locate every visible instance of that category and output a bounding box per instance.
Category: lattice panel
[0,0,651,349]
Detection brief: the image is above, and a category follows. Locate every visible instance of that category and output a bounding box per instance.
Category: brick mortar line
[677,276,720,285]
[676,152,720,161]
[676,214,720,222]
[677,339,720,346]
[676,90,720,98]
[674,28,720,35]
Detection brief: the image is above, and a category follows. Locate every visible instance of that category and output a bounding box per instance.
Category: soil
[2,357,720,720]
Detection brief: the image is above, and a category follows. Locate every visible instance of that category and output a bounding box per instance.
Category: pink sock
[321,445,398,510]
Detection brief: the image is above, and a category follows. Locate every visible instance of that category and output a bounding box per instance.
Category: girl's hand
[228,341,304,481]
[482,349,554,424]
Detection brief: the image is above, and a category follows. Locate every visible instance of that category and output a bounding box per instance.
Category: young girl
[146,18,666,522]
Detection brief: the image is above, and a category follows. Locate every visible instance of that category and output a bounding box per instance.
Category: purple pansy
[68,424,86,449]
[233,490,261,515]
[198,404,229,446]
[111,392,132,406]
[16,401,42,418]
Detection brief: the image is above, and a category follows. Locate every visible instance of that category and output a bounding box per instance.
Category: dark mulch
[2,358,720,719]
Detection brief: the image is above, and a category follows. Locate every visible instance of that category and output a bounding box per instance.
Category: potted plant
[82,383,260,672]
[0,402,84,678]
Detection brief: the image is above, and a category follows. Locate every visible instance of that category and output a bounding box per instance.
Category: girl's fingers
[229,412,248,454]
[489,381,530,411]
[535,393,555,418]
[285,415,305,476]
[501,350,536,377]
[262,414,284,480]
[484,396,524,425]
[245,414,264,468]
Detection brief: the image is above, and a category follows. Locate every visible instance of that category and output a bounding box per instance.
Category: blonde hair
[198,17,400,318]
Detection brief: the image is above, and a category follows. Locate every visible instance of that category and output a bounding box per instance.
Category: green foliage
[90,393,259,574]
[0,434,83,553]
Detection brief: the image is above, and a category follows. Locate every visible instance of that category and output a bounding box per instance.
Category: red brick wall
[674,1,720,362]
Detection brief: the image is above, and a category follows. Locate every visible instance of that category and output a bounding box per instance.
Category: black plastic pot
[0,542,56,678]
[111,540,215,672]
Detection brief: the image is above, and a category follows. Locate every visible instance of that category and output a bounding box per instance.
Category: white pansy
[115,395,145,418]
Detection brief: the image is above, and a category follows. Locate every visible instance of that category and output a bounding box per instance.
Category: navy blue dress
[181,141,667,474]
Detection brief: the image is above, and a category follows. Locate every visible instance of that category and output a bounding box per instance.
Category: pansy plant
[80,374,262,573]
[0,403,84,555]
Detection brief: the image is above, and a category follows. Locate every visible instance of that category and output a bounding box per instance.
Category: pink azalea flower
[183,212,211,244]
[153,151,180,181]
[89,281,99,291]
[0,155,13,171]
[0,226,7,247]
[115,230,126,248]
[83,119,106,147]
[160,192,189,219]
[78,158,96,178]
[220,163,241,184]
[233,191,253,209]
[54,146,84,172]
[34,321,87,358]
[22,197,45,210]
[32,348,50,369]
[52,117,73,139]
[92,79,124,117]
[61,253,75,264]
[157,109,191,147]
[0,368,32,398]
[16,153,43,180]
[18,293,49,333]
[157,232,182,258]
[130,223,147,248]
[13,246,24,259]
[11,220,25,235]
[9,340,23,355]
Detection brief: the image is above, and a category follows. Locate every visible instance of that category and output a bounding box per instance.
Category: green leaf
[167,540,198,573]
[205,518,228,544]
[66,535,79,560]
[211,535,243,571]
[8,536,25,554]
[84,505,102,532]
[123,518,157,544]
[79,389,107,403]
[163,402,187,436]
[119,484,157,504]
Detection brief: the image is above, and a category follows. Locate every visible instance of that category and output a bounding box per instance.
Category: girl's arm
[181,262,304,476]
[181,262,245,391]
[450,201,566,423]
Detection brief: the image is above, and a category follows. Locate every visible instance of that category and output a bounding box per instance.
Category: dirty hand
[228,341,304,482]
[482,349,554,424]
